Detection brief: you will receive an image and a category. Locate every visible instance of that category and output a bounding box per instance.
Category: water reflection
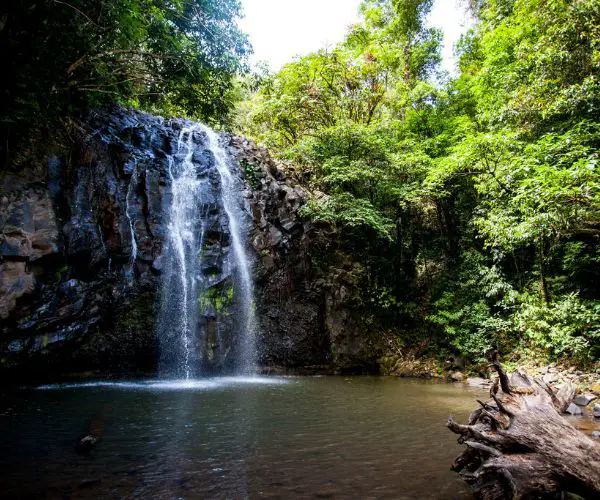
[1,377,487,498]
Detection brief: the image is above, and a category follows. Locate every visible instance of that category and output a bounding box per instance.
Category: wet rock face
[229,137,385,373]
[0,108,384,380]
[0,187,59,319]
[227,137,330,369]
[0,109,174,378]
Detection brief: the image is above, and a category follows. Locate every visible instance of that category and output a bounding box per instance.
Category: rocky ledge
[0,107,387,382]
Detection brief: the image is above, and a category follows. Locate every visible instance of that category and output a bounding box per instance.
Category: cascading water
[199,124,257,375]
[157,123,256,378]
[125,161,138,277]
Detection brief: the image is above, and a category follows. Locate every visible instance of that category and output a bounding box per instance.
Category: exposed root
[448,359,600,499]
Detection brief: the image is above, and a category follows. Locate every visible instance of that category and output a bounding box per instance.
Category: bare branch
[490,351,512,395]
[464,440,501,457]
[53,0,100,27]
[491,392,514,418]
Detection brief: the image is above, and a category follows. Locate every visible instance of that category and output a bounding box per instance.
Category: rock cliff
[0,108,385,381]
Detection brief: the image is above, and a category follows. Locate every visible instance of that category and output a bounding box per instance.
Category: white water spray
[199,125,257,374]
[158,123,256,378]
[166,127,204,379]
[125,162,138,274]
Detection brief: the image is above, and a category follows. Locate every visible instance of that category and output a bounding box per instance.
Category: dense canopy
[0,0,249,164]
[240,0,600,366]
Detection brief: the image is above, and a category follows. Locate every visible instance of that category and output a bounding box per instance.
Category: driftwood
[448,356,600,499]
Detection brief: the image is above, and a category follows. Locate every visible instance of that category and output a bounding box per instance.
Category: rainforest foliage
[2,0,598,367]
[240,0,600,366]
[0,0,249,164]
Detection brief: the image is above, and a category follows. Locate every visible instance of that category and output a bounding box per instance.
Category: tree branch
[53,0,100,27]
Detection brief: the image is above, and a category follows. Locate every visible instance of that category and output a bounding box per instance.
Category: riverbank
[380,352,600,392]
[381,351,600,440]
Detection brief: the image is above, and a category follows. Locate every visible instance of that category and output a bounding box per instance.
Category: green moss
[199,280,234,314]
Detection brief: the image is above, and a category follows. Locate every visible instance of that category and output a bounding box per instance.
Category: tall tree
[0,0,250,166]
[241,0,600,365]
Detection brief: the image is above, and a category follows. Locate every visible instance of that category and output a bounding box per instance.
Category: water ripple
[35,376,289,391]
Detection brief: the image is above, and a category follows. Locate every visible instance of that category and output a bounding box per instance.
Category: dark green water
[0,376,486,499]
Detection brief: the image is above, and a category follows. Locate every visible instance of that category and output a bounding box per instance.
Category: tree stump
[448,357,600,499]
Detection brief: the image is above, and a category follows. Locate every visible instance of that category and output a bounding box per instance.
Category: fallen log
[448,356,600,499]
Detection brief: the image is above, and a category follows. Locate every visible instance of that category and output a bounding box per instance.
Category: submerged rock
[75,434,99,454]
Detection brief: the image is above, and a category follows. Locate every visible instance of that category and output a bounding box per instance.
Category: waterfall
[199,125,257,375]
[125,162,138,276]
[158,123,256,378]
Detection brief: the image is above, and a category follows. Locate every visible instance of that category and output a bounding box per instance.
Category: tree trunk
[447,356,600,499]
